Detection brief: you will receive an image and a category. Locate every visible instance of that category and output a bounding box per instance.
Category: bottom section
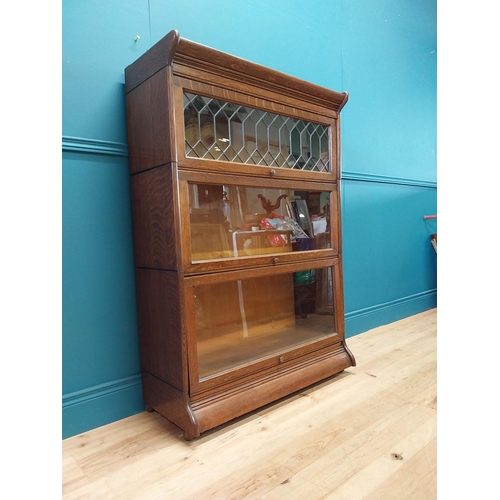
[185,261,344,399]
[142,341,355,440]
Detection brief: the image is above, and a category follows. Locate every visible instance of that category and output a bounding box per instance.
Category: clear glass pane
[193,267,336,379]
[188,183,332,261]
[183,92,331,172]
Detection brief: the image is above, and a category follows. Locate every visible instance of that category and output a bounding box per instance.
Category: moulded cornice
[125,30,348,113]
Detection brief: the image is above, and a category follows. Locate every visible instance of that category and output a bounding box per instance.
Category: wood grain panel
[141,371,197,438]
[124,29,180,93]
[126,68,177,174]
[135,268,187,391]
[130,164,181,270]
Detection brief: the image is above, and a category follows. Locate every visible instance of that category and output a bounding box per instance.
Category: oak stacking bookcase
[124,30,355,440]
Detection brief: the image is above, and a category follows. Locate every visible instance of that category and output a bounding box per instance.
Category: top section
[124,30,348,113]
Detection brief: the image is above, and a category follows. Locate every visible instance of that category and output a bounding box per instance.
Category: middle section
[178,170,339,273]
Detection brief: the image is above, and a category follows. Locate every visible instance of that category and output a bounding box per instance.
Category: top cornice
[125,30,348,113]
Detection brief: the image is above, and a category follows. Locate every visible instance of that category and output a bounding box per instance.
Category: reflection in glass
[193,267,336,379]
[188,183,331,261]
[183,92,332,172]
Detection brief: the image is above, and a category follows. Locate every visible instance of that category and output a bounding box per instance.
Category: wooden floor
[62,309,437,499]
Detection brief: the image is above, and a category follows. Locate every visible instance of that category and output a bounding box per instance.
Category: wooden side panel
[126,68,177,174]
[141,371,197,437]
[135,268,187,391]
[333,261,346,337]
[124,30,180,93]
[130,164,181,270]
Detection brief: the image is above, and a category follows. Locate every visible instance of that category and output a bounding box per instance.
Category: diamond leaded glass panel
[183,92,331,172]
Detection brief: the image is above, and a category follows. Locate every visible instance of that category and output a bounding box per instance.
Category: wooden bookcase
[124,30,355,440]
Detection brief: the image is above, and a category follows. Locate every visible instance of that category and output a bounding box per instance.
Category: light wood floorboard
[62,308,437,499]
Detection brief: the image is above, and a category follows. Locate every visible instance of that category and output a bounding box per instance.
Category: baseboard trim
[345,289,437,338]
[62,374,144,439]
[62,135,129,156]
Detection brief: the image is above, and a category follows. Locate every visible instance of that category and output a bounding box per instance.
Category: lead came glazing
[183,92,331,172]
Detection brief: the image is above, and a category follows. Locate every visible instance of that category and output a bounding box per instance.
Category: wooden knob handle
[273,257,279,264]
[270,169,276,176]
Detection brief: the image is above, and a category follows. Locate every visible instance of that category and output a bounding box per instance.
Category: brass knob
[273,257,279,264]
[279,356,285,363]
[270,169,276,176]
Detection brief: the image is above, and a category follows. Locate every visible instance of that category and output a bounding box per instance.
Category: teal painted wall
[62,0,437,438]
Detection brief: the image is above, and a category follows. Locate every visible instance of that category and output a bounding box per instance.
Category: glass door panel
[188,183,332,262]
[192,266,336,380]
[183,92,332,172]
